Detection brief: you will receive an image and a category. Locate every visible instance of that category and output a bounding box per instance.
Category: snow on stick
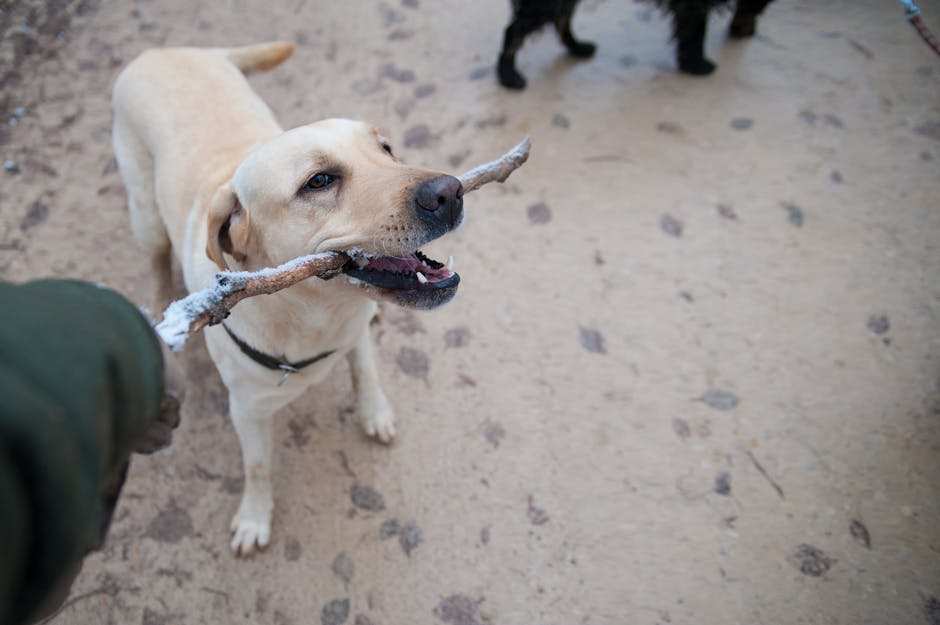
[155,137,531,350]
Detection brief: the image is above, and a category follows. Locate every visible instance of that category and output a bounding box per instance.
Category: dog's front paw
[230,505,272,557]
[497,59,527,90]
[360,392,396,444]
[678,56,716,76]
[567,41,597,58]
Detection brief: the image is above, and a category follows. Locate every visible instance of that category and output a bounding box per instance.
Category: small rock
[403,124,432,149]
[660,214,683,237]
[284,535,302,561]
[656,121,682,135]
[714,472,732,496]
[701,389,739,411]
[579,326,606,354]
[332,552,354,584]
[527,202,551,225]
[321,599,350,625]
[847,38,874,60]
[552,113,570,129]
[925,596,940,625]
[716,203,738,220]
[849,519,871,549]
[144,502,194,544]
[782,202,804,228]
[396,347,429,379]
[3,160,19,174]
[483,421,506,448]
[379,63,415,83]
[867,314,890,335]
[789,543,835,577]
[350,484,385,511]
[913,121,940,142]
[444,326,471,348]
[379,518,400,539]
[672,418,691,440]
[434,594,481,625]
[414,83,436,98]
[730,117,753,130]
[387,28,414,41]
[527,495,549,526]
[399,522,422,556]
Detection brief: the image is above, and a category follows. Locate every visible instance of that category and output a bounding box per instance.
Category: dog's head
[206,118,461,309]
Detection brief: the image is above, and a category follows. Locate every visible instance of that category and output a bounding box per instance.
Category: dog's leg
[672,3,716,75]
[555,0,597,59]
[228,393,277,556]
[347,329,395,444]
[729,0,773,38]
[113,118,174,313]
[498,15,540,90]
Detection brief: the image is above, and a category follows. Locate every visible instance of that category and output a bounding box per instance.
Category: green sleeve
[0,279,164,625]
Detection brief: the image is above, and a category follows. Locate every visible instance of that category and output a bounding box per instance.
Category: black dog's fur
[497,0,774,89]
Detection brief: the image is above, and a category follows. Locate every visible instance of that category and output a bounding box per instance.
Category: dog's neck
[220,277,376,362]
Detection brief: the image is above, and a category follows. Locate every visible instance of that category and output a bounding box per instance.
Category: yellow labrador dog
[112,42,461,556]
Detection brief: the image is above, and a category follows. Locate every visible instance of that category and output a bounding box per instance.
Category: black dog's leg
[498,16,541,90]
[555,0,596,58]
[730,0,773,38]
[673,5,715,75]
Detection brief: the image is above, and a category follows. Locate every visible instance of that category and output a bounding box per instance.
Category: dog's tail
[225,41,295,75]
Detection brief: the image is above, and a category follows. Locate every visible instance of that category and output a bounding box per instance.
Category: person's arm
[0,279,175,625]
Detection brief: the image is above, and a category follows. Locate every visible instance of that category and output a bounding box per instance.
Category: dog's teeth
[447,255,454,271]
[416,272,428,284]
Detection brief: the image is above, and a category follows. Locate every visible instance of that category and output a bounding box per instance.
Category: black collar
[223,323,334,376]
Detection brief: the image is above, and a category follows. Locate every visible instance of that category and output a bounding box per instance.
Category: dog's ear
[205,183,252,270]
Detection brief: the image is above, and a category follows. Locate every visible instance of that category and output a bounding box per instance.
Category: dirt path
[2,1,939,624]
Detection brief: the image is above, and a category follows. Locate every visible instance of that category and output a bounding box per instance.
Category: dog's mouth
[341,249,459,309]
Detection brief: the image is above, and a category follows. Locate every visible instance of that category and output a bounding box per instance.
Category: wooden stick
[458,137,530,193]
[155,137,531,351]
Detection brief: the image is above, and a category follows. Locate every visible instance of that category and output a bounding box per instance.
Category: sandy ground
[2,0,940,623]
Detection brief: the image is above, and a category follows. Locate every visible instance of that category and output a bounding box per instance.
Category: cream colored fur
[112,42,450,556]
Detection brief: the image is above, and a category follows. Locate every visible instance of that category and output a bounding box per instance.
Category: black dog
[497,0,774,89]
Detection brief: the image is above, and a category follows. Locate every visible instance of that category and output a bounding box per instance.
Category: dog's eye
[305,173,336,190]
[381,143,393,156]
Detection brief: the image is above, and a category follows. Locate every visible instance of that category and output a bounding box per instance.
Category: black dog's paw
[497,59,527,89]
[567,40,597,58]
[729,14,758,38]
[678,56,716,76]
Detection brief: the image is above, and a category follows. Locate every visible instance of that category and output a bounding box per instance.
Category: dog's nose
[414,175,463,228]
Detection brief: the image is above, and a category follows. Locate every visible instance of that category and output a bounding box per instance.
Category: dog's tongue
[365,253,452,283]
